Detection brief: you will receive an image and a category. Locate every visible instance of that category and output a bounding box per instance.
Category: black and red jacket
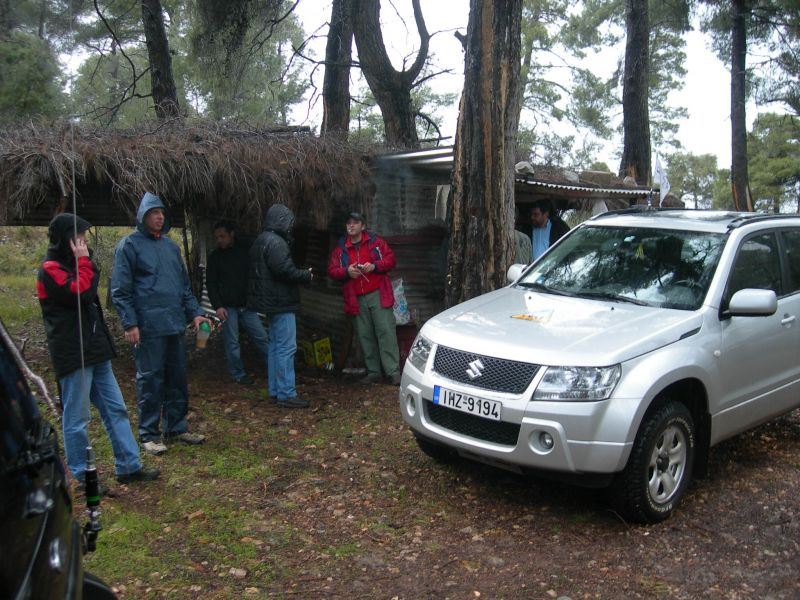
[36,214,116,379]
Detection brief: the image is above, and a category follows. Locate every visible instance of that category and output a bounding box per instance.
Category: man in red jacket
[328,212,401,385]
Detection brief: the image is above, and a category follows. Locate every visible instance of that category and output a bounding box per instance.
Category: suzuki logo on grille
[465,358,485,380]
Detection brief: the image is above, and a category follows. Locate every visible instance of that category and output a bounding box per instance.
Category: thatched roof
[0,120,377,230]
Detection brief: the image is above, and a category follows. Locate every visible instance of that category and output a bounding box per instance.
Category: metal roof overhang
[376,147,652,198]
[515,177,651,199]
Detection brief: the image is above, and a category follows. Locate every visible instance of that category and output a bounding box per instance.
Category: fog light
[405,394,416,417]
[539,431,554,450]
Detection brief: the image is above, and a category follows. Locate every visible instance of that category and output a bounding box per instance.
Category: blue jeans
[221,307,269,381]
[60,360,142,481]
[135,334,189,442]
[268,312,297,400]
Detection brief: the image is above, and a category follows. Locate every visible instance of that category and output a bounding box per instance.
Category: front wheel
[609,402,695,523]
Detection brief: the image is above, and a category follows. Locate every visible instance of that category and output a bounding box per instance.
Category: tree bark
[141,0,180,120]
[353,0,429,148]
[445,0,522,308]
[730,0,752,211]
[618,0,650,186]
[0,0,11,36]
[321,0,354,137]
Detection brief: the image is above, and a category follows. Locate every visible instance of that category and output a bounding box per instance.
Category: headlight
[407,334,432,372]
[533,365,621,401]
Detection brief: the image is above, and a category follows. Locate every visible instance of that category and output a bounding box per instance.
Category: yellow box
[300,337,332,367]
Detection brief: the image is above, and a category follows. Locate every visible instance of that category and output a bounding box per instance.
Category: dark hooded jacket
[36,213,116,378]
[247,204,312,314]
[110,192,202,336]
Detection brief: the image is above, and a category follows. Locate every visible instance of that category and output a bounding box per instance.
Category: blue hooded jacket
[110,192,201,336]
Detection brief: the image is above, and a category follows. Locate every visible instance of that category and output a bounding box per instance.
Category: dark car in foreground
[0,319,115,599]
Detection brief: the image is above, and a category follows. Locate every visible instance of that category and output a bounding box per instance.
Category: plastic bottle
[196,321,211,349]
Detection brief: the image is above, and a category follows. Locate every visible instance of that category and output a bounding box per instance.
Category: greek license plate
[432,386,502,421]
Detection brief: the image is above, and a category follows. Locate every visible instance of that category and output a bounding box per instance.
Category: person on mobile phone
[327,212,401,386]
[37,213,159,492]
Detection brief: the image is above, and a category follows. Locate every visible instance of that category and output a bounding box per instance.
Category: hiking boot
[142,440,167,455]
[172,432,206,445]
[358,373,382,385]
[236,375,255,385]
[277,397,310,409]
[389,371,402,386]
[116,467,161,484]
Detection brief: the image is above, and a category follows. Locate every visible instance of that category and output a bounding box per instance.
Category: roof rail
[589,206,685,221]
[726,213,798,230]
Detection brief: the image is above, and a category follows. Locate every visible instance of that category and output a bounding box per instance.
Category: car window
[780,229,800,294]
[726,232,782,299]
[519,225,726,310]
[0,341,39,468]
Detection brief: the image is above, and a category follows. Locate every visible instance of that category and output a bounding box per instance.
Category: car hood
[423,287,705,366]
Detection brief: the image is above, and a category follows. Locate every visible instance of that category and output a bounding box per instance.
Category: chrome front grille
[432,346,539,394]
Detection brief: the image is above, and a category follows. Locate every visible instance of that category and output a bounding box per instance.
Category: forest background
[1,0,797,215]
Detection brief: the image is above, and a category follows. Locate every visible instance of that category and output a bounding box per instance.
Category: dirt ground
[20,331,800,600]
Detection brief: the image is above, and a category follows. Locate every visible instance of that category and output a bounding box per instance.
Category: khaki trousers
[354,290,400,377]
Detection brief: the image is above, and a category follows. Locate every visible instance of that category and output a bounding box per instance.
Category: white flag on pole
[653,155,671,206]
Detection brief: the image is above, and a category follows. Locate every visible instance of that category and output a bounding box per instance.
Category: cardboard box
[300,336,332,367]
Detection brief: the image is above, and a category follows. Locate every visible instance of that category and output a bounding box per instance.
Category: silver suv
[400,209,800,523]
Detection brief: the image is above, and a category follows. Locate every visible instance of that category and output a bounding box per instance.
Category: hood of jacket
[46,213,91,261]
[264,203,294,239]
[136,192,172,236]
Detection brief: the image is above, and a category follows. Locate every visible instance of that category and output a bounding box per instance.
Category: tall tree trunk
[353,0,429,148]
[321,0,354,137]
[618,0,650,186]
[0,0,11,36]
[445,0,522,308]
[141,0,180,120]
[730,0,752,211]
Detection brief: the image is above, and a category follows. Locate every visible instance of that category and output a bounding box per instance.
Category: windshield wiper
[516,281,575,296]
[575,291,650,306]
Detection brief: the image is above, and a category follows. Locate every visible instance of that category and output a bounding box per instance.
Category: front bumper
[399,365,634,477]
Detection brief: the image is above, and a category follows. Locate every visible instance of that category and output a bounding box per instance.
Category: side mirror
[507,264,525,284]
[728,288,778,317]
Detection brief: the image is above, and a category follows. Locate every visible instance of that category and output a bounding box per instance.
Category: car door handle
[781,314,796,326]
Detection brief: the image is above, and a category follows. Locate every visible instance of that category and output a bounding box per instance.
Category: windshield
[516,225,726,310]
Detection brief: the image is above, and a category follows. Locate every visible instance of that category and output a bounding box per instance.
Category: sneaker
[358,373,382,385]
[76,481,110,497]
[116,467,161,484]
[236,375,255,385]
[172,432,206,444]
[390,371,402,386]
[142,440,167,455]
[277,397,310,409]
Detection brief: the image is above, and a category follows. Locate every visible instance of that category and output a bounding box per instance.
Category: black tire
[415,435,456,463]
[83,571,117,600]
[609,401,695,523]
